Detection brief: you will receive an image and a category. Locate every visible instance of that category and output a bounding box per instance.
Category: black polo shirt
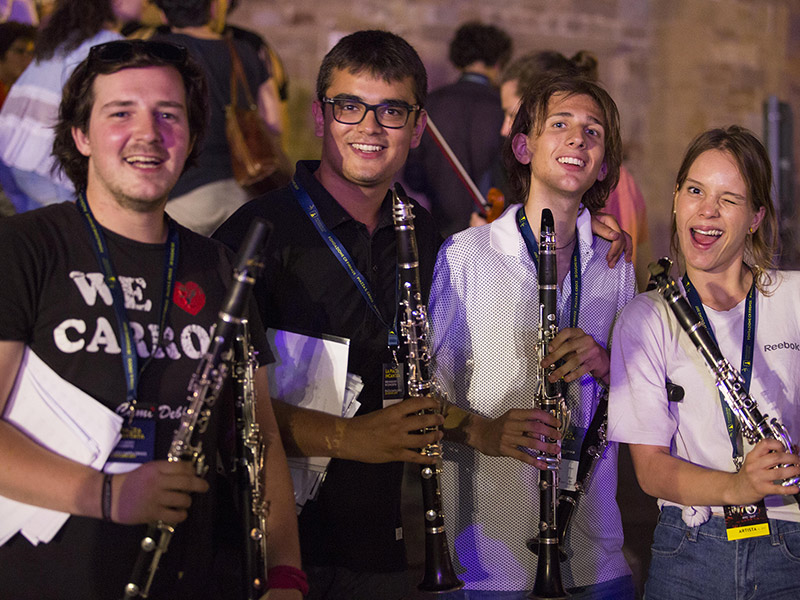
[214,160,441,572]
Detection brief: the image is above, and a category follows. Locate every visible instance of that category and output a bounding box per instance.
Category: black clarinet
[123,219,270,599]
[649,257,800,505]
[392,183,463,594]
[232,319,269,600]
[529,208,569,600]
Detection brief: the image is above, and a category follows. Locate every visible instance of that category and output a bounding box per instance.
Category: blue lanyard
[516,207,581,329]
[76,192,179,421]
[291,178,399,347]
[682,274,756,461]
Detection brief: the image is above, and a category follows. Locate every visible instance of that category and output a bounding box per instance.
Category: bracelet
[267,565,309,595]
[101,473,113,522]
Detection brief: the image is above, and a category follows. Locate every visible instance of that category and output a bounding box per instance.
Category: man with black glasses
[214,30,443,600]
[0,40,302,600]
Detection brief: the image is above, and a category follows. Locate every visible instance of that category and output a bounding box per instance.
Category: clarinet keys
[393,184,464,594]
[529,208,570,599]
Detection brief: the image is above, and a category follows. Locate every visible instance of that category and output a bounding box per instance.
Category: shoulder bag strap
[226,35,257,109]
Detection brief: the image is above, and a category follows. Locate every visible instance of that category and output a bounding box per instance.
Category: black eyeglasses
[321,97,419,129]
[88,40,188,67]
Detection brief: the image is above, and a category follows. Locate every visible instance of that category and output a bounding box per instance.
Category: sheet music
[0,348,123,546]
[266,328,362,512]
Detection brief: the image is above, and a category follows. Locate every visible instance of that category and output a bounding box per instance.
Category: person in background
[404,21,512,238]
[126,0,289,129]
[0,21,35,107]
[216,0,290,137]
[124,0,288,132]
[608,126,800,600]
[0,39,302,600]
[499,50,653,289]
[0,19,34,215]
[0,0,38,25]
[153,0,282,236]
[0,0,142,213]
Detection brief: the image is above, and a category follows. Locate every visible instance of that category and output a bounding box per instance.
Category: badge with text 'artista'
[724,500,770,540]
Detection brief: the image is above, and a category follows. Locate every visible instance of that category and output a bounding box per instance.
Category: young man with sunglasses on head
[0,40,302,600]
[214,30,443,600]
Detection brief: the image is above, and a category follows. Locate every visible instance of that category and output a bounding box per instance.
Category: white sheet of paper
[267,328,350,413]
[266,328,361,512]
[0,348,123,546]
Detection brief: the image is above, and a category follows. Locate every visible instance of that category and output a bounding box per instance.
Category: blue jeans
[439,575,636,600]
[645,506,800,600]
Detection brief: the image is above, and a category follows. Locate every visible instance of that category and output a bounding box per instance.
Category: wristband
[267,565,309,595]
[101,473,113,522]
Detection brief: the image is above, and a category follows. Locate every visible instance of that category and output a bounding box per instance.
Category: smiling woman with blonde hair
[609,126,800,600]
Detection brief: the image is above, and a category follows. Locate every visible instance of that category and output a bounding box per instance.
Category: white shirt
[430,205,636,590]
[608,270,800,523]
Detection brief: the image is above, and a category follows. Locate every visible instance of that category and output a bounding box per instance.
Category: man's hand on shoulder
[591,212,632,268]
[469,212,488,228]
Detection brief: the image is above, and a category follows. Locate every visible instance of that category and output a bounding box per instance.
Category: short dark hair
[449,21,512,71]
[671,126,777,292]
[53,40,209,191]
[155,0,213,28]
[316,30,428,110]
[0,22,36,59]
[503,75,622,213]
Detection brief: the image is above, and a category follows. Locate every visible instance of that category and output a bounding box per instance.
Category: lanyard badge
[683,275,768,540]
[292,179,403,406]
[76,192,178,432]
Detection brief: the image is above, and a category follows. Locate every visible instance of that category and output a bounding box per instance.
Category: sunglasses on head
[88,40,188,67]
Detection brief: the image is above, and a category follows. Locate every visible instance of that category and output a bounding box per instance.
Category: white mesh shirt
[430,206,635,591]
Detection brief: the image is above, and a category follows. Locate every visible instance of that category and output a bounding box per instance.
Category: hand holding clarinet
[649,257,800,506]
[122,219,270,599]
[393,183,463,593]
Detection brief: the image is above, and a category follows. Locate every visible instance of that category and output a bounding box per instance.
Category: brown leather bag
[225,37,291,195]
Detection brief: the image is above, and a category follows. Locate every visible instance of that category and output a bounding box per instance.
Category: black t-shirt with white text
[0,202,269,600]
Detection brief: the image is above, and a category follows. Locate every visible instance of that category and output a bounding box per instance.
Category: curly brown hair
[448,21,512,71]
[53,41,209,192]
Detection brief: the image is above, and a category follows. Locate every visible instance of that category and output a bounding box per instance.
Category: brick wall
[229,0,800,264]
